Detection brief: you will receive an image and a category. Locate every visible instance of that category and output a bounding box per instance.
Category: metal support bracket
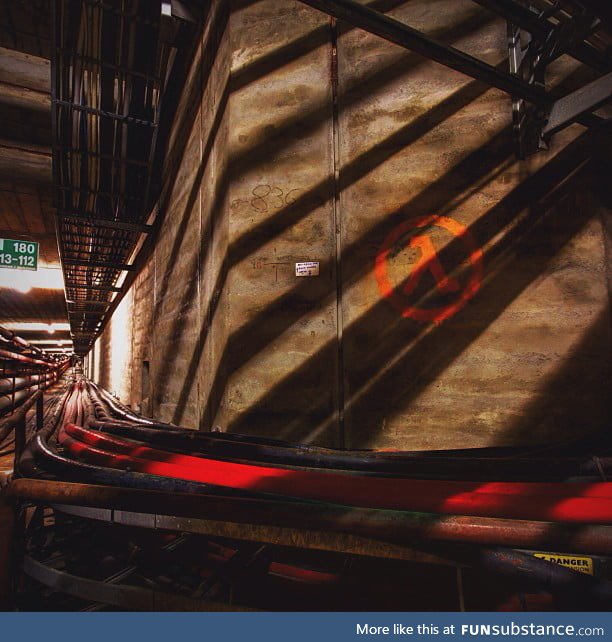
[542,71,612,139]
[507,1,609,158]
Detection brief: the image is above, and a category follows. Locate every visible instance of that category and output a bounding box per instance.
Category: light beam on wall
[108,290,134,401]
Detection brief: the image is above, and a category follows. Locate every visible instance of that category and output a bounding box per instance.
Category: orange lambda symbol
[375,215,483,324]
[402,235,461,297]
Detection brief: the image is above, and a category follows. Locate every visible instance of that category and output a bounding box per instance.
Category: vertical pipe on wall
[330,16,345,448]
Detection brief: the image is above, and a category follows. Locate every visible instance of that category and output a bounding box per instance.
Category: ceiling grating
[52,0,180,355]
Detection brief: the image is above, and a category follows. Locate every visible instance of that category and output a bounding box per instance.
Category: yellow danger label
[533,553,593,575]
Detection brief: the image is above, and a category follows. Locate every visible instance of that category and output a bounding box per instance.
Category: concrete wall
[90,0,611,449]
[92,0,231,426]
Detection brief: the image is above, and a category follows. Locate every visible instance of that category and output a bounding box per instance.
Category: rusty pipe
[5,478,612,555]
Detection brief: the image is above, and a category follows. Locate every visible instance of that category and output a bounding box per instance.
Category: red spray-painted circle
[375,215,483,324]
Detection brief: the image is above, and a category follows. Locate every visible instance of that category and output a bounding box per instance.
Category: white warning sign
[295,261,319,277]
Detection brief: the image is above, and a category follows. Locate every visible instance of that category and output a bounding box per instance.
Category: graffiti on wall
[231,185,301,213]
[375,215,483,324]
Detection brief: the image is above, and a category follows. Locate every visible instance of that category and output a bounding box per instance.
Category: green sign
[0,238,39,271]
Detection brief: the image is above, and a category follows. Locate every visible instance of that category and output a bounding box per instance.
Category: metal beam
[54,99,155,127]
[567,0,612,31]
[298,0,609,133]
[169,0,206,23]
[52,148,150,167]
[81,0,160,26]
[473,0,610,72]
[62,259,136,271]
[475,0,554,36]
[299,0,549,103]
[66,283,122,293]
[54,48,161,82]
[56,211,153,233]
[55,185,142,202]
[542,72,612,137]
[67,300,111,308]
[7,478,612,556]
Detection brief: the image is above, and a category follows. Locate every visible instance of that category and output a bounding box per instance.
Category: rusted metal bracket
[506,2,611,157]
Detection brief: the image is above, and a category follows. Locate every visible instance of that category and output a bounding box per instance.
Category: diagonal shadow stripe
[224,131,596,445]
[170,76,507,425]
[150,8,498,414]
[184,65,598,430]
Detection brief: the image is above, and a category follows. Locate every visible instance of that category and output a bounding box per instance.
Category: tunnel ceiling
[0,1,68,355]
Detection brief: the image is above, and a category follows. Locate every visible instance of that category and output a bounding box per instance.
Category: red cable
[58,422,612,523]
